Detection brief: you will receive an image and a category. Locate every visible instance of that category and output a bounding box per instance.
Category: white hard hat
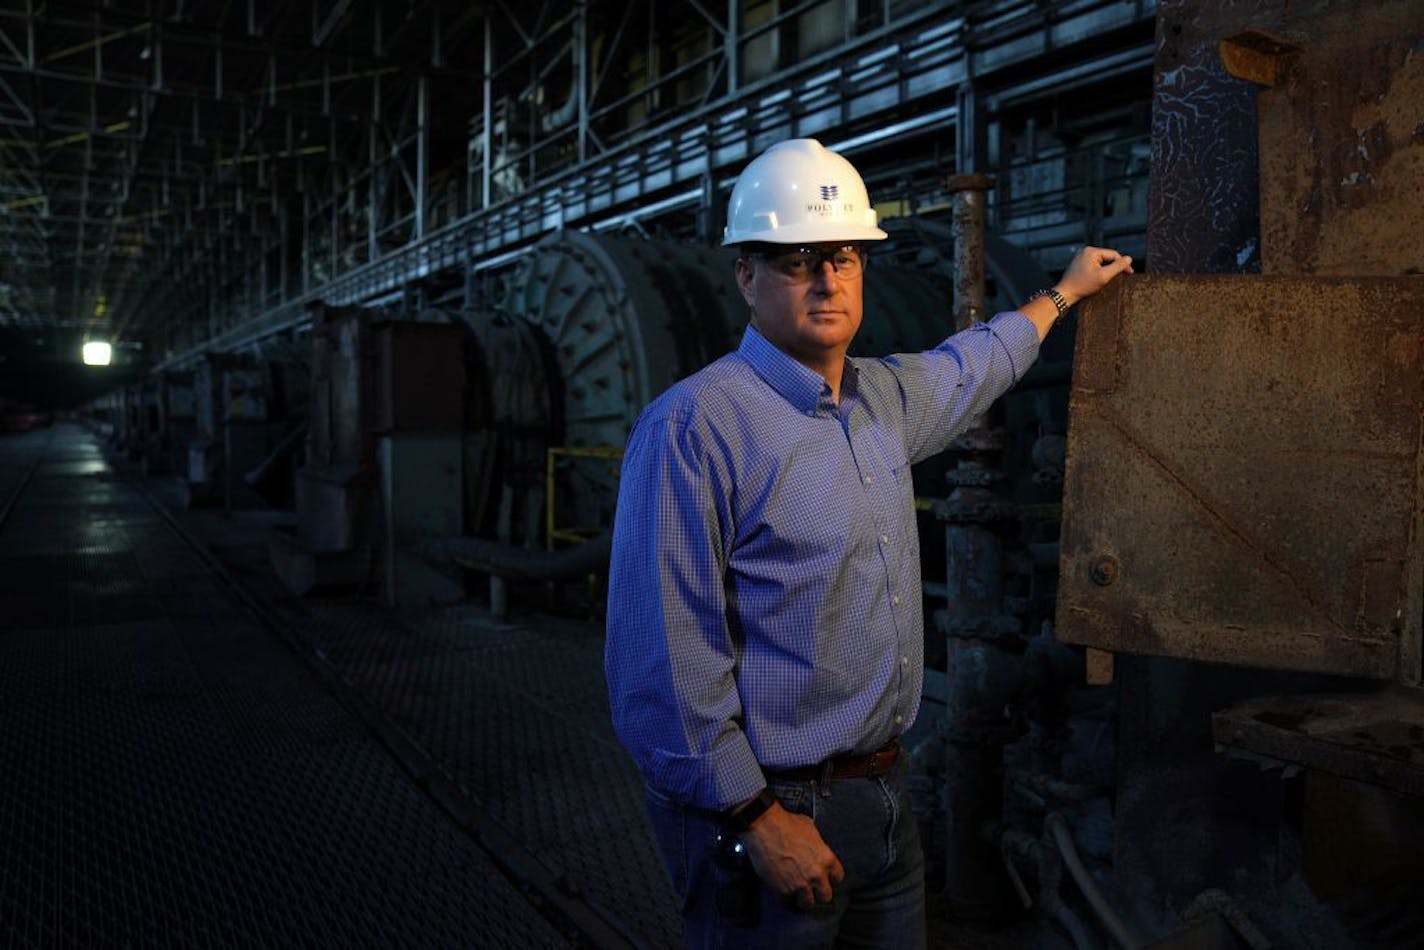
[722,138,888,246]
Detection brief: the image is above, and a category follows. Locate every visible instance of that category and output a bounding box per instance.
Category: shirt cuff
[649,732,766,811]
[988,309,1043,381]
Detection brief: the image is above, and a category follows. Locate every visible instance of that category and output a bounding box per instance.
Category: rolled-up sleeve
[604,410,765,810]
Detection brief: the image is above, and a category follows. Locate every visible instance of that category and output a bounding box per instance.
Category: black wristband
[721,788,776,836]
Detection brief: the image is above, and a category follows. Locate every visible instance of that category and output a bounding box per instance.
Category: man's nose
[810,259,841,289]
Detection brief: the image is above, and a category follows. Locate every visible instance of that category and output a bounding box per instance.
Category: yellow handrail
[545,445,625,549]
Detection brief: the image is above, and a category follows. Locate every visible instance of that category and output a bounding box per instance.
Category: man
[605,138,1131,947]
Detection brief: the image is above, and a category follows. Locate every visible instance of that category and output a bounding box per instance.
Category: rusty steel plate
[1057,275,1424,679]
[1255,0,1424,278]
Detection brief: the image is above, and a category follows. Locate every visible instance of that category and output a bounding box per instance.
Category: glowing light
[82,341,112,366]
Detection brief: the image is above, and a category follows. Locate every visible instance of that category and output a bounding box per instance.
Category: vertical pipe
[576,1,588,163]
[279,200,289,299]
[302,189,311,292]
[945,173,993,331]
[258,238,267,312]
[941,433,1018,921]
[727,0,740,94]
[368,75,379,262]
[416,75,428,240]
[330,125,339,279]
[482,16,492,209]
[941,170,1014,921]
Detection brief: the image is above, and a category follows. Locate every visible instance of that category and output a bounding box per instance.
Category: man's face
[735,244,866,369]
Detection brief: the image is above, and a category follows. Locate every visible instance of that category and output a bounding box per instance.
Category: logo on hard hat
[819,184,839,200]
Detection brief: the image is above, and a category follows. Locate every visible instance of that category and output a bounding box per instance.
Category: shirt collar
[737,323,855,417]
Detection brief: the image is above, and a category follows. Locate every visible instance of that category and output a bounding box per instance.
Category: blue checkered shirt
[605,311,1040,810]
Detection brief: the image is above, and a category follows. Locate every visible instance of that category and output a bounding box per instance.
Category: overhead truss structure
[0,0,1156,366]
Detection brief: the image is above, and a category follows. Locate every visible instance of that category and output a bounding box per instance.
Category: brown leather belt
[767,739,902,782]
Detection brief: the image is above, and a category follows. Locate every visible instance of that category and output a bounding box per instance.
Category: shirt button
[894,714,905,725]
[891,594,901,606]
[880,533,890,545]
[863,474,874,486]
[901,656,909,668]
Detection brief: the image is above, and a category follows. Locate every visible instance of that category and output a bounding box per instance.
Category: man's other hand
[740,801,846,910]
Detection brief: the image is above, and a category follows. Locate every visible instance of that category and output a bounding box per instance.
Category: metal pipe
[941,444,1018,918]
[1044,887,1095,950]
[1045,812,1141,950]
[1000,834,1034,910]
[1007,769,1103,804]
[415,74,427,240]
[482,15,492,209]
[946,172,994,331]
[939,172,1015,920]
[1001,826,1094,950]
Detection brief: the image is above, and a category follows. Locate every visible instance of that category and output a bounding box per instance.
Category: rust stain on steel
[1057,275,1424,679]
[1256,0,1424,276]
[1079,397,1348,638]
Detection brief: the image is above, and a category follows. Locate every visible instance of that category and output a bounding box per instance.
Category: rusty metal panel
[1058,275,1424,678]
[1256,0,1424,277]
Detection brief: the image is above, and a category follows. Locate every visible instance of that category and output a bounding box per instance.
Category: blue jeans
[644,757,925,949]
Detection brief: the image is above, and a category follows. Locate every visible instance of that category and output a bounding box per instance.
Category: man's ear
[735,258,757,309]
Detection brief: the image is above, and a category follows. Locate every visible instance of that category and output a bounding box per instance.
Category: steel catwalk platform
[0,424,678,948]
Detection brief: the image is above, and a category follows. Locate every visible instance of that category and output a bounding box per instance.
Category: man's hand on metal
[1054,244,1135,307]
[740,801,846,910]
[1019,244,1135,340]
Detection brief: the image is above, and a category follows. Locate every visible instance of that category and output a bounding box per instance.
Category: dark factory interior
[1,1,1421,947]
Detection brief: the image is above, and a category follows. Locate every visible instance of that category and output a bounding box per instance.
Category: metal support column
[481,16,492,210]
[416,75,428,240]
[576,2,588,164]
[946,173,994,329]
[939,171,1018,920]
[727,0,740,94]
[368,74,380,263]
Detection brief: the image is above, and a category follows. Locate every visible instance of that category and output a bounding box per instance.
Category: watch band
[1029,287,1070,319]
[721,788,776,836]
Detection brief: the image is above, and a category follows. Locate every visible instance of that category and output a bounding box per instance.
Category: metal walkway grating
[0,426,573,948]
[173,471,684,945]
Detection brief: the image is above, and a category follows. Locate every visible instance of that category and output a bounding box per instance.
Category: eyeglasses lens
[766,246,864,281]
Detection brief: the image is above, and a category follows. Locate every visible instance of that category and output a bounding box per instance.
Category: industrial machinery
[150,371,197,477]
[55,0,1423,945]
[272,305,467,604]
[1048,3,1424,946]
